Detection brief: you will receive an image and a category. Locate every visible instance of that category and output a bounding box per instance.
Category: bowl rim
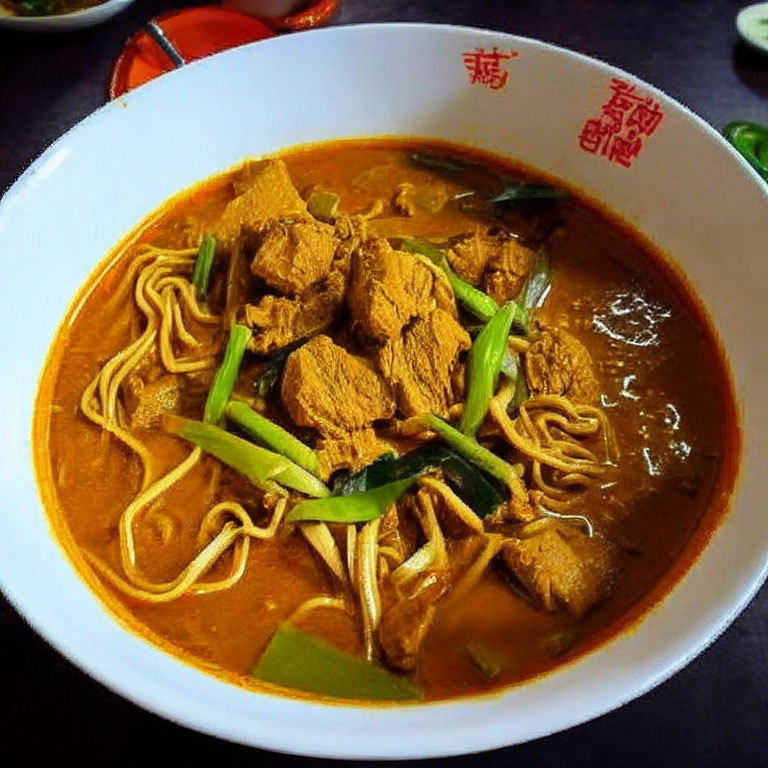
[1,21,767,759]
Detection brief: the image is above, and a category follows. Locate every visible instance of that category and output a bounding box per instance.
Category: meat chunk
[483,236,535,305]
[122,374,181,429]
[524,326,600,404]
[281,335,395,437]
[251,218,339,296]
[316,428,393,480]
[377,308,470,417]
[501,520,614,618]
[213,159,307,246]
[379,571,449,672]
[243,268,346,355]
[447,230,534,302]
[347,238,454,342]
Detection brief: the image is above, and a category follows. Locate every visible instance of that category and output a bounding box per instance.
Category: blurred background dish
[0,0,135,31]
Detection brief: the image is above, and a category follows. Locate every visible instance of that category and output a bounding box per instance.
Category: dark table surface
[2,1,767,765]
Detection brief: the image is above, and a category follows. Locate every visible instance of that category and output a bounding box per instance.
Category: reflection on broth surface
[35,140,738,702]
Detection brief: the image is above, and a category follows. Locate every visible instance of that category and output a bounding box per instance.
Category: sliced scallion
[164,415,329,498]
[253,623,421,700]
[203,323,251,425]
[286,477,415,524]
[226,401,320,477]
[460,301,523,436]
[192,233,216,302]
[421,413,523,486]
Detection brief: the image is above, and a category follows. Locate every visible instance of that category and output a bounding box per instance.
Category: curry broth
[35,139,739,702]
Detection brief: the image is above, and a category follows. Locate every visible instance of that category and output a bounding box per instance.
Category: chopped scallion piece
[192,233,216,302]
[286,477,415,524]
[226,401,320,476]
[306,190,340,222]
[253,624,421,700]
[421,413,523,486]
[519,246,552,313]
[460,301,523,436]
[164,415,330,498]
[490,181,569,205]
[203,324,251,425]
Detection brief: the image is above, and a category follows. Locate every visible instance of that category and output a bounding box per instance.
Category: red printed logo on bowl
[578,78,664,167]
[462,47,519,90]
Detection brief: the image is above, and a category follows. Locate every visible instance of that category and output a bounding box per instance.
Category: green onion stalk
[460,301,523,437]
[203,323,251,425]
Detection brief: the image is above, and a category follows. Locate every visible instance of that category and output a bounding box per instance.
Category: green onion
[460,301,522,436]
[164,415,330,498]
[338,445,503,518]
[226,401,320,477]
[723,121,768,182]
[400,237,500,322]
[519,247,552,312]
[286,477,415,524]
[407,151,467,173]
[192,233,216,302]
[514,364,529,410]
[253,624,421,701]
[306,190,340,222]
[421,414,523,486]
[203,324,251,425]
[489,180,569,205]
[466,640,503,680]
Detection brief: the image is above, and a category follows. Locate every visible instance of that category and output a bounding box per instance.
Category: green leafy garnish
[338,445,503,518]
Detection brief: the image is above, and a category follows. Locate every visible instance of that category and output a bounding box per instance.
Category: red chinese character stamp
[578,78,664,167]
[462,47,518,90]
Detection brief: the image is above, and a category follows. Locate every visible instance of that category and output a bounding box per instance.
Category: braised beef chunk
[483,236,535,305]
[524,326,600,403]
[281,334,395,437]
[213,159,307,246]
[347,238,454,342]
[379,571,449,672]
[251,218,339,296]
[122,374,182,429]
[447,230,534,302]
[316,428,393,480]
[243,269,346,355]
[501,520,614,618]
[378,308,470,417]
[446,231,493,285]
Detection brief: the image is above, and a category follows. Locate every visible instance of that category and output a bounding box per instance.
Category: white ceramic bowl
[0,24,766,759]
[0,0,135,32]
